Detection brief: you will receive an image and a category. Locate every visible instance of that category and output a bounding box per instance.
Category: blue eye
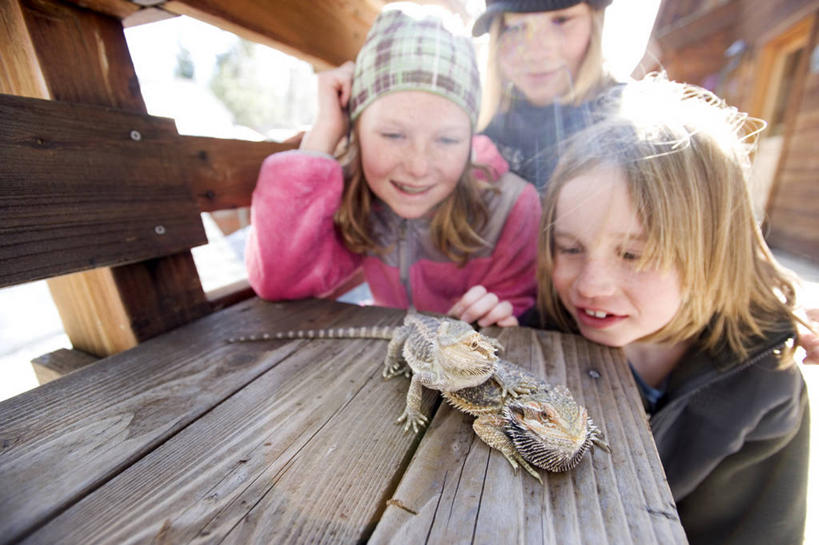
[553,16,571,25]
[621,251,641,261]
[438,136,461,145]
[380,132,404,140]
[556,244,581,255]
[501,22,525,35]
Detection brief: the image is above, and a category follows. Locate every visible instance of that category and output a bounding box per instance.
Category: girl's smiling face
[498,5,593,106]
[358,90,472,219]
[551,165,683,348]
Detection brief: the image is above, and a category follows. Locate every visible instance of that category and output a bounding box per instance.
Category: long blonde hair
[478,6,611,130]
[537,77,801,362]
[333,126,493,266]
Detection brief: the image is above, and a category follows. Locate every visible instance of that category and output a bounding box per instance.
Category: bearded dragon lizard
[440,358,610,482]
[228,313,534,433]
[229,315,608,480]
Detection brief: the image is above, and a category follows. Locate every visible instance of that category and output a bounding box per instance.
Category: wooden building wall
[652,0,819,262]
[765,32,819,258]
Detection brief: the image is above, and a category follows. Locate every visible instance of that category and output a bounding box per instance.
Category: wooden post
[0,0,210,356]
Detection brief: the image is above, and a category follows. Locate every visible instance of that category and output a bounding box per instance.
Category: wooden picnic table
[0,297,688,544]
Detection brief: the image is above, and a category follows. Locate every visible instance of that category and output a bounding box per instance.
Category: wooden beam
[14,0,148,112]
[653,0,740,50]
[180,135,297,211]
[763,11,819,252]
[3,0,209,356]
[62,0,139,20]
[0,94,207,288]
[0,0,50,99]
[31,348,98,384]
[162,0,384,69]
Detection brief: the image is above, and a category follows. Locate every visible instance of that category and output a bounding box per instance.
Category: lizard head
[436,319,501,360]
[502,392,610,472]
[435,319,500,387]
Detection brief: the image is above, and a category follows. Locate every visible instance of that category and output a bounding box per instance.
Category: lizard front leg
[383,325,411,379]
[396,376,428,433]
[492,361,540,399]
[473,414,542,484]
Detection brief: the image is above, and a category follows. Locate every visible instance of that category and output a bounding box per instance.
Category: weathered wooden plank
[0,0,49,99]
[370,327,687,544]
[0,93,207,288]
[11,300,424,545]
[15,0,147,112]
[0,298,364,544]
[3,0,209,352]
[179,135,295,212]
[61,0,140,21]
[163,0,384,69]
[31,347,99,384]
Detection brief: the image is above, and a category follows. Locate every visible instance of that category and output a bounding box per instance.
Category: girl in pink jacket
[246,5,540,327]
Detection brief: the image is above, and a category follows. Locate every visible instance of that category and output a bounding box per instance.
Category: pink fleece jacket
[246,135,541,316]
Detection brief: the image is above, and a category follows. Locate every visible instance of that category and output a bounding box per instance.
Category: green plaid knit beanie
[350,6,481,127]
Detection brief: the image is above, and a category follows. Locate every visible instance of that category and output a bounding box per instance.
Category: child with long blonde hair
[529,76,810,545]
[246,5,540,327]
[473,0,617,190]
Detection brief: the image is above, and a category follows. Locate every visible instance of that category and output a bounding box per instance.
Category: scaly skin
[380,314,534,433]
[442,359,610,482]
[228,313,534,433]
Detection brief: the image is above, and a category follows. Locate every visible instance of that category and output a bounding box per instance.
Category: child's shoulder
[471,134,508,181]
[471,134,536,198]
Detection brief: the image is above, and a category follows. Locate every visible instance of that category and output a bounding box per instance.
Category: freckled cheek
[629,273,684,325]
[550,260,576,305]
[432,147,470,185]
[361,147,399,181]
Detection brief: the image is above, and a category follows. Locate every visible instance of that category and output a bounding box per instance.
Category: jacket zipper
[398,220,414,311]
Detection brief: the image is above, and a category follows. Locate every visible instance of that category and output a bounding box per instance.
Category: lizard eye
[470,340,479,349]
[540,407,558,423]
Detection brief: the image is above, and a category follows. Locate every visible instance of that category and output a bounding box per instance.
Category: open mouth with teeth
[575,307,625,329]
[391,181,431,195]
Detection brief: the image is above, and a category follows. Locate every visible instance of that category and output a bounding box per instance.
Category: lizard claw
[383,363,409,379]
[499,383,520,399]
[503,452,542,484]
[396,410,428,433]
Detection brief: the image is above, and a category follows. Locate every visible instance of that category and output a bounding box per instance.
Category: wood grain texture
[64,0,141,20]
[179,135,295,212]
[31,347,99,384]
[3,0,210,351]
[17,0,146,112]
[370,327,686,545]
[163,0,384,69]
[0,93,207,287]
[18,304,425,545]
[0,0,50,99]
[0,298,369,544]
[0,300,686,544]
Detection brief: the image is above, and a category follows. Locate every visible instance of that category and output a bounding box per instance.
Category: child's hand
[798,308,819,364]
[300,61,355,154]
[448,285,519,328]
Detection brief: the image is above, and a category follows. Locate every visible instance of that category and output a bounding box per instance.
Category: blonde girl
[473,0,616,189]
[530,77,809,545]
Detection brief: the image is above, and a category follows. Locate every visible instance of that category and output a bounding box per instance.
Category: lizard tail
[227,326,397,343]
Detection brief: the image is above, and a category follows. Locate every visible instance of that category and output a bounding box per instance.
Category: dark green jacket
[650,333,809,545]
[520,308,809,544]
